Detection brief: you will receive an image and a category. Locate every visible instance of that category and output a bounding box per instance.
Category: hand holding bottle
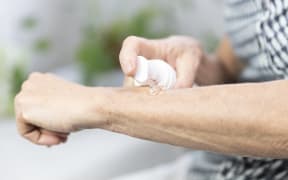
[119,36,204,88]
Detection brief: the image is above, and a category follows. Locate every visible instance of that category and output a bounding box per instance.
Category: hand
[15,73,106,146]
[119,36,204,88]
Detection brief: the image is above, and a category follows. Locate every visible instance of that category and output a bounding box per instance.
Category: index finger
[119,36,141,76]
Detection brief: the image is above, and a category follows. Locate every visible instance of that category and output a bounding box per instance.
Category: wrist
[87,87,150,131]
[76,87,113,130]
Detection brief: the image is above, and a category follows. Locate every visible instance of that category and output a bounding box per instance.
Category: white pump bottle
[134,56,176,90]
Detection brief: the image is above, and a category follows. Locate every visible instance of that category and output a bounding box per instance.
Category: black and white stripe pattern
[257,0,288,78]
[225,0,288,82]
[218,157,288,180]
[217,0,288,179]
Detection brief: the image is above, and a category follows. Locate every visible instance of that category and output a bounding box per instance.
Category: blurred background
[0,0,224,179]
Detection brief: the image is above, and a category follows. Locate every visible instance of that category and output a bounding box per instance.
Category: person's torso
[215,0,288,179]
[225,0,288,82]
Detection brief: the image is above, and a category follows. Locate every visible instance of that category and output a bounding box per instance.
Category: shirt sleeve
[256,0,288,78]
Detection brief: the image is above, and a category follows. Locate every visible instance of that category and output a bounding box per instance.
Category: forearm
[95,80,288,158]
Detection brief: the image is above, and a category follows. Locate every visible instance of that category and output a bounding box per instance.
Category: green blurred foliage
[76,7,170,85]
[0,48,28,116]
[10,64,28,98]
[21,16,38,30]
[7,64,28,115]
[34,38,51,52]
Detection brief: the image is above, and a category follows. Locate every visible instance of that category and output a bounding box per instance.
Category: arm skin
[17,36,288,158]
[102,37,286,158]
[96,80,288,158]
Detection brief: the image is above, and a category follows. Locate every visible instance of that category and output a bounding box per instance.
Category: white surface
[0,120,184,180]
[112,153,196,180]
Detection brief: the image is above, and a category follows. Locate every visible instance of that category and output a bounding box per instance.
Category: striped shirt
[218,0,288,179]
[225,0,288,82]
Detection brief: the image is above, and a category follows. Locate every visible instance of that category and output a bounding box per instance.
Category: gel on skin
[134,56,176,91]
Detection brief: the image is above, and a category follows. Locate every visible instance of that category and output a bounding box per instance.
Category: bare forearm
[96,80,288,158]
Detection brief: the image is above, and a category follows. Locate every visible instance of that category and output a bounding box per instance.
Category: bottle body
[134,56,176,90]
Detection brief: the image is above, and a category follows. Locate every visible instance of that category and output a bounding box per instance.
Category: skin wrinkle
[110,81,288,150]
[156,124,234,153]
[171,119,272,156]
[101,80,288,158]
[153,40,167,60]
[271,139,288,157]
[25,128,41,144]
[108,113,225,153]
[108,107,264,157]
[107,90,243,154]
[114,87,249,136]
[166,91,245,136]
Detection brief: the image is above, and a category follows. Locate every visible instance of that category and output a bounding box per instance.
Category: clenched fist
[15,73,107,146]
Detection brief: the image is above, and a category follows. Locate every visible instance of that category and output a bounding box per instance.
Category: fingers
[15,95,34,138]
[119,36,159,76]
[15,72,74,146]
[119,36,141,76]
[175,52,201,88]
[24,128,67,146]
[37,129,68,146]
[16,111,69,146]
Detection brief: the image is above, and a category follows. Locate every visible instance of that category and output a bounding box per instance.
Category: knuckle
[14,92,31,107]
[119,36,139,61]
[21,81,30,90]
[14,93,21,101]
[118,51,125,62]
[22,112,29,120]
[15,94,24,106]
[14,94,21,105]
